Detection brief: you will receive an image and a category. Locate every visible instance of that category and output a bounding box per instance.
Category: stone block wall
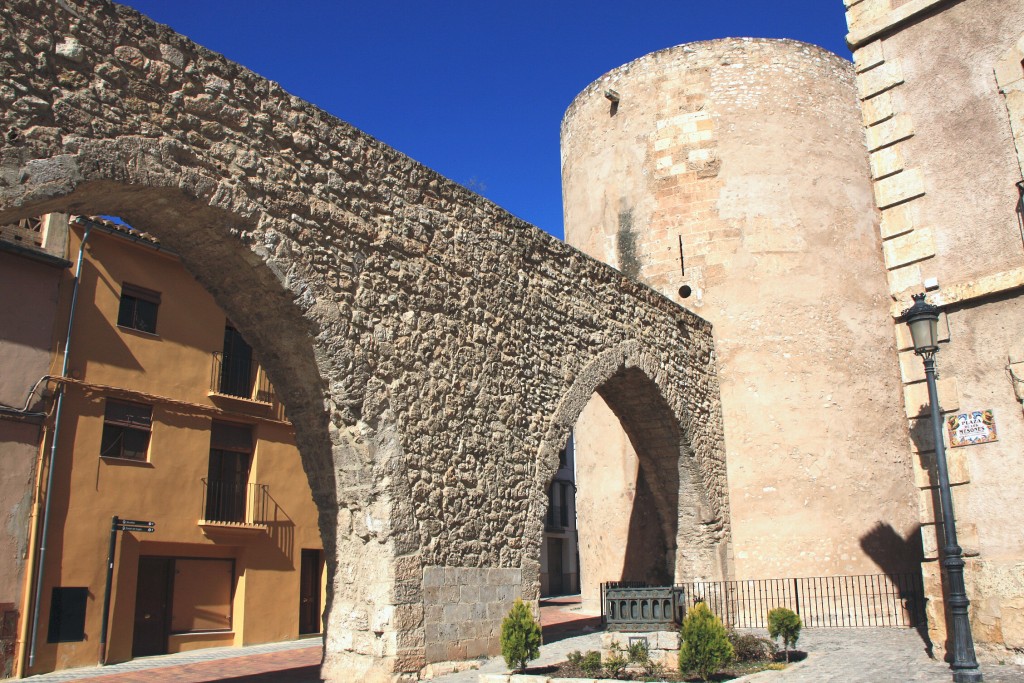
[422,567,521,663]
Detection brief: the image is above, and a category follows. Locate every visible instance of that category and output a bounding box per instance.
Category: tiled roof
[71,215,161,245]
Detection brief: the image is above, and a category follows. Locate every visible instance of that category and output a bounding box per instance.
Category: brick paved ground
[23,638,323,683]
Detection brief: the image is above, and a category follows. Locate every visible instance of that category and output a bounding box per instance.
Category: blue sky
[118,2,852,239]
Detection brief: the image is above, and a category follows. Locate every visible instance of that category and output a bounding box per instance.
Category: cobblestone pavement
[432,614,1024,683]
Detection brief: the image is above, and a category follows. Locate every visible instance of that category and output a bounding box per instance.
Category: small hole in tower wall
[678,285,692,299]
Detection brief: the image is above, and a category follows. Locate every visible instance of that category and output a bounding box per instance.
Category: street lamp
[901,293,983,683]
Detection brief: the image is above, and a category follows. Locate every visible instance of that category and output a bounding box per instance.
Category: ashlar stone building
[1,0,1024,680]
[564,0,1024,663]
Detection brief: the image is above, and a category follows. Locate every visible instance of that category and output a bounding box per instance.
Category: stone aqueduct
[1,1,731,680]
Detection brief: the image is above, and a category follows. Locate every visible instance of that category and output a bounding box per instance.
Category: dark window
[100,400,152,461]
[117,283,160,333]
[219,325,255,398]
[47,587,88,643]
[558,448,567,469]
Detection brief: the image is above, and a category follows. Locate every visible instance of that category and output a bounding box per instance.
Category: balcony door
[220,325,255,398]
[205,422,253,523]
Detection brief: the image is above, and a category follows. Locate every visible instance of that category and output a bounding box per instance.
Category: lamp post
[901,293,982,682]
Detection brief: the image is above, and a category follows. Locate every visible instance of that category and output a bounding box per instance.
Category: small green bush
[567,649,603,675]
[500,598,541,672]
[678,601,734,681]
[767,607,802,662]
[580,650,603,674]
[728,630,777,662]
[603,648,629,679]
[627,638,650,663]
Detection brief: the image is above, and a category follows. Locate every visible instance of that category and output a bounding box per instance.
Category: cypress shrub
[678,601,734,681]
[500,598,541,672]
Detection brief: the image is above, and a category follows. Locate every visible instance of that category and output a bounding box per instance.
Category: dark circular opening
[678,285,692,299]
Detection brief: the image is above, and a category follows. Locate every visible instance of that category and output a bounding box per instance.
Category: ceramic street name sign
[946,409,997,448]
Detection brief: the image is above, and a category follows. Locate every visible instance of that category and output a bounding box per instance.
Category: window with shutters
[100,400,152,461]
[117,283,160,334]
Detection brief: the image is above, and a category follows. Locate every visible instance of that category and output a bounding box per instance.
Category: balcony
[199,479,270,532]
[210,352,274,404]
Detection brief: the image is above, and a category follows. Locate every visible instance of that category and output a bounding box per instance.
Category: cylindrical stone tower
[562,39,921,589]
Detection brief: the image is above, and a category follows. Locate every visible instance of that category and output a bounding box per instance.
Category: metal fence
[603,573,925,631]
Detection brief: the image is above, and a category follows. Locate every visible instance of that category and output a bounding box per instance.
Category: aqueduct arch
[1,1,731,679]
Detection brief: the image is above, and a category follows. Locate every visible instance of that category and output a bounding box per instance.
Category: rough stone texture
[847,0,1024,657]
[0,2,731,679]
[562,38,921,584]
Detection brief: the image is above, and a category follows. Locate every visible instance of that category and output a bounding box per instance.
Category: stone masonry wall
[562,39,920,585]
[846,0,1024,658]
[421,566,521,663]
[0,2,731,680]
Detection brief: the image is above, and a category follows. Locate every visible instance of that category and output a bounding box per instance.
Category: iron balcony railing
[602,573,925,632]
[210,352,274,404]
[200,479,269,526]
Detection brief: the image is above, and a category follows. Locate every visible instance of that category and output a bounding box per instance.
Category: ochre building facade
[1,214,327,678]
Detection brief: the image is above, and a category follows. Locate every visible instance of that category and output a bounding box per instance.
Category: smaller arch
[523,341,729,606]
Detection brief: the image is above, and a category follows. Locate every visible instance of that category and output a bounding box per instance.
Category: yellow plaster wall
[24,223,323,675]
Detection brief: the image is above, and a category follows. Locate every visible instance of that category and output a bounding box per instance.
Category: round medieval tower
[561,38,922,608]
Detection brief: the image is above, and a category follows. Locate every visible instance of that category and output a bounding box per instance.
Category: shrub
[603,648,629,679]
[678,601,734,681]
[627,638,650,663]
[500,598,541,672]
[582,650,603,674]
[728,630,777,662]
[767,607,802,662]
[566,649,603,674]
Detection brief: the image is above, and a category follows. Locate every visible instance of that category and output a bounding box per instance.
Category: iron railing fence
[210,352,274,404]
[200,479,270,525]
[602,572,925,632]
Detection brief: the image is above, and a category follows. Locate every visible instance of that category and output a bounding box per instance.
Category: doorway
[132,558,172,657]
[547,538,565,596]
[299,549,323,635]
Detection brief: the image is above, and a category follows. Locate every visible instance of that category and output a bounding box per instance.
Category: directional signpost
[100,516,155,665]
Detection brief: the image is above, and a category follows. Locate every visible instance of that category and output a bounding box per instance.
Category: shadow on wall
[859,521,931,655]
[621,467,673,586]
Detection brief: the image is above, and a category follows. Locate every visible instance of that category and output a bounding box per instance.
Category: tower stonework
[562,39,921,593]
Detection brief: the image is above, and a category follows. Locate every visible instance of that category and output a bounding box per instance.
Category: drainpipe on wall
[23,220,91,672]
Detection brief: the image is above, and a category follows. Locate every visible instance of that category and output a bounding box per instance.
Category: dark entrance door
[548,538,565,596]
[299,549,323,635]
[133,557,171,657]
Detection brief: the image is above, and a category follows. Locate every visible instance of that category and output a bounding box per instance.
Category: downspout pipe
[26,222,91,669]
